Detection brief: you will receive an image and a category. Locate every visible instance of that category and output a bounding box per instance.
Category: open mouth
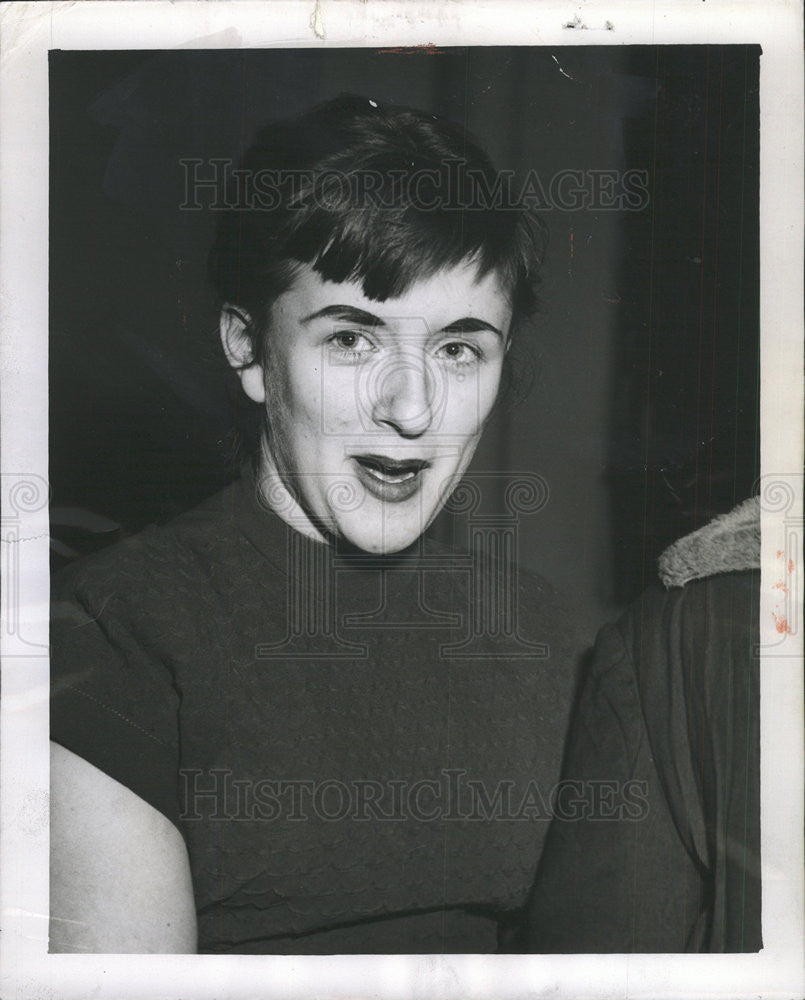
[352,455,430,502]
[354,455,428,483]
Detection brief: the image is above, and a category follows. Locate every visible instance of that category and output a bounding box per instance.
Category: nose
[369,353,435,437]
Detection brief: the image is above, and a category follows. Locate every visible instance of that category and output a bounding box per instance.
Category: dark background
[49,46,760,632]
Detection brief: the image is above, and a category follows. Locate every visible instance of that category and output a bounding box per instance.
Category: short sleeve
[50,554,183,830]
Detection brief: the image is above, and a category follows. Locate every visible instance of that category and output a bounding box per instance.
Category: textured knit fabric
[51,472,584,954]
[520,571,761,952]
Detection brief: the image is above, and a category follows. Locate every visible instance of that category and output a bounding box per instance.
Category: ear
[219,305,266,404]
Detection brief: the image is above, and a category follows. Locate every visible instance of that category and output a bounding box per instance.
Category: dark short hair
[208,93,547,376]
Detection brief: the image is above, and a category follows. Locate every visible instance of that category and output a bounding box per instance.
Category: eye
[436,341,482,365]
[328,330,376,360]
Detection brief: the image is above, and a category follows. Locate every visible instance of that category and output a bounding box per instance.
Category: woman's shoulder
[52,479,245,607]
[421,530,590,677]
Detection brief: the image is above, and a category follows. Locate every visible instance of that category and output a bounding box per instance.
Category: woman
[50,94,585,954]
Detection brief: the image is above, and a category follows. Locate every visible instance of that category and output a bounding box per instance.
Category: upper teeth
[367,466,416,484]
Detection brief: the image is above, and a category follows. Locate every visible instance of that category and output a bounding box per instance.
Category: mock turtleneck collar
[231,463,439,575]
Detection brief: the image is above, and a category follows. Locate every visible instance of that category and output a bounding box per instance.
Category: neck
[253,438,329,545]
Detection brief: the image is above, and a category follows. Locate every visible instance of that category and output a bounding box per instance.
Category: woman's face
[235,259,512,553]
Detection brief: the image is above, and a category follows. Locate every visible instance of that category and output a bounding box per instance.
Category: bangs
[288,202,526,304]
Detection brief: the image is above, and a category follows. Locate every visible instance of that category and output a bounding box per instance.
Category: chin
[339,515,430,556]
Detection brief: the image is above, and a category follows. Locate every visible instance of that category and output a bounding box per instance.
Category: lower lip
[352,459,425,503]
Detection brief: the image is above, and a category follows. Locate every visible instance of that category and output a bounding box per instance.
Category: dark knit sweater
[51,472,584,954]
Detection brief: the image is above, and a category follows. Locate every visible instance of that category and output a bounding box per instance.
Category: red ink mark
[772,611,792,635]
[776,550,784,559]
[603,294,621,304]
[569,227,574,258]
[789,559,795,574]
[378,43,445,55]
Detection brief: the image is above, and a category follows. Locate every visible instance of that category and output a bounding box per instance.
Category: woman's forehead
[275,260,513,331]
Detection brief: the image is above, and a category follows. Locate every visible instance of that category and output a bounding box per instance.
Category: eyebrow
[300,305,503,338]
[300,305,387,327]
[441,317,504,338]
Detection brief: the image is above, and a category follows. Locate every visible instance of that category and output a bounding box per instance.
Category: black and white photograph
[1,2,802,998]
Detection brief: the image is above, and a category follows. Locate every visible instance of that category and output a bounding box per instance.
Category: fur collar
[658,496,760,588]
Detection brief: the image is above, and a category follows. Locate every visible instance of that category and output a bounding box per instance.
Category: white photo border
[1,2,802,998]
